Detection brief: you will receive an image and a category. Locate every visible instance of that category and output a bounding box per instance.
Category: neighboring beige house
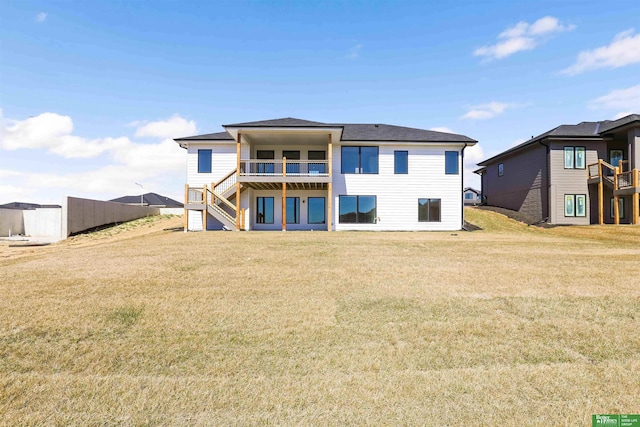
[475,114,640,225]
[175,117,477,231]
[463,187,482,205]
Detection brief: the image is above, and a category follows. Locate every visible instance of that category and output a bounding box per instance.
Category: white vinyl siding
[333,143,463,231]
[186,142,243,187]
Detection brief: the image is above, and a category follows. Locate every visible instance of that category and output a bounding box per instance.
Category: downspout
[461,143,468,230]
[538,140,550,222]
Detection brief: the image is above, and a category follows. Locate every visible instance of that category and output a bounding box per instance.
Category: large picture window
[564,194,586,217]
[308,197,325,224]
[198,149,212,173]
[445,151,459,175]
[418,198,441,222]
[286,197,300,224]
[341,146,378,174]
[256,197,274,224]
[339,195,376,223]
[564,147,586,169]
[394,151,408,174]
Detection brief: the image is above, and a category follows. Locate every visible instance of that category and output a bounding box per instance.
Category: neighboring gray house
[463,187,482,205]
[110,193,184,215]
[475,114,640,225]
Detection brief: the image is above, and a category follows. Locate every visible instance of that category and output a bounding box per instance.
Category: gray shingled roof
[599,114,640,133]
[224,117,335,127]
[478,120,618,166]
[110,192,183,207]
[176,117,475,143]
[174,131,233,141]
[338,123,475,142]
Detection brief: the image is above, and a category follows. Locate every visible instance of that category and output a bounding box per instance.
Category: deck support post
[327,134,333,231]
[235,132,242,231]
[614,167,620,225]
[184,183,189,232]
[598,160,604,225]
[203,184,208,231]
[633,170,639,225]
[282,182,287,231]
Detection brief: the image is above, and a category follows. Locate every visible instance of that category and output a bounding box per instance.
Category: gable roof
[463,187,481,195]
[176,117,476,144]
[110,192,183,207]
[478,114,640,166]
[0,202,61,209]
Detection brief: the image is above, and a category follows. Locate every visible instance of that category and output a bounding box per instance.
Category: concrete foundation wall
[23,208,63,238]
[62,197,160,236]
[0,208,25,236]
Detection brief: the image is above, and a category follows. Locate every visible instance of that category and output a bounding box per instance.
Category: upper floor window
[498,163,504,177]
[564,147,586,169]
[198,149,212,173]
[445,151,459,175]
[341,146,378,174]
[394,151,408,174]
[308,151,326,174]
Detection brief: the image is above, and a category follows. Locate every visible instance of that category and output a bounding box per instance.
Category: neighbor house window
[198,149,212,173]
[418,198,441,222]
[564,147,586,169]
[286,197,300,224]
[394,151,408,174]
[339,195,376,223]
[498,163,504,177]
[445,151,459,175]
[341,146,378,174]
[308,197,325,224]
[610,198,625,219]
[564,194,586,217]
[465,193,474,200]
[256,197,274,224]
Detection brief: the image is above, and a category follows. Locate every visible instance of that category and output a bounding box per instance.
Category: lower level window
[339,195,376,223]
[418,198,441,222]
[286,197,300,224]
[610,197,625,219]
[308,197,325,224]
[564,194,586,217]
[256,197,274,223]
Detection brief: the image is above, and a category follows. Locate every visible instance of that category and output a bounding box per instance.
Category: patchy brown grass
[1,209,639,425]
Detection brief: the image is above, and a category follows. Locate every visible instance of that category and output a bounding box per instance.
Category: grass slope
[1,210,639,425]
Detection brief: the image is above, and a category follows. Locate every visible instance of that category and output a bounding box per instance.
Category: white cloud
[475,16,575,60]
[429,127,456,134]
[510,138,528,147]
[35,12,47,23]
[134,114,197,139]
[0,112,191,204]
[463,143,484,187]
[1,112,128,158]
[346,44,362,59]
[588,84,640,119]
[562,29,640,75]
[461,102,514,120]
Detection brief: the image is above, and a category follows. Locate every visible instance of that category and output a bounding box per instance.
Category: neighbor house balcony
[587,159,639,225]
[238,158,331,190]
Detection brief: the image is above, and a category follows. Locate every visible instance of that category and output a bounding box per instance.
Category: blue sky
[1,0,639,204]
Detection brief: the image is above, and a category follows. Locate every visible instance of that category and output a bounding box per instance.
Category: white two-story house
[175,118,477,231]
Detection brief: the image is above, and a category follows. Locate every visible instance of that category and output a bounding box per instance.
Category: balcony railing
[240,159,329,176]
